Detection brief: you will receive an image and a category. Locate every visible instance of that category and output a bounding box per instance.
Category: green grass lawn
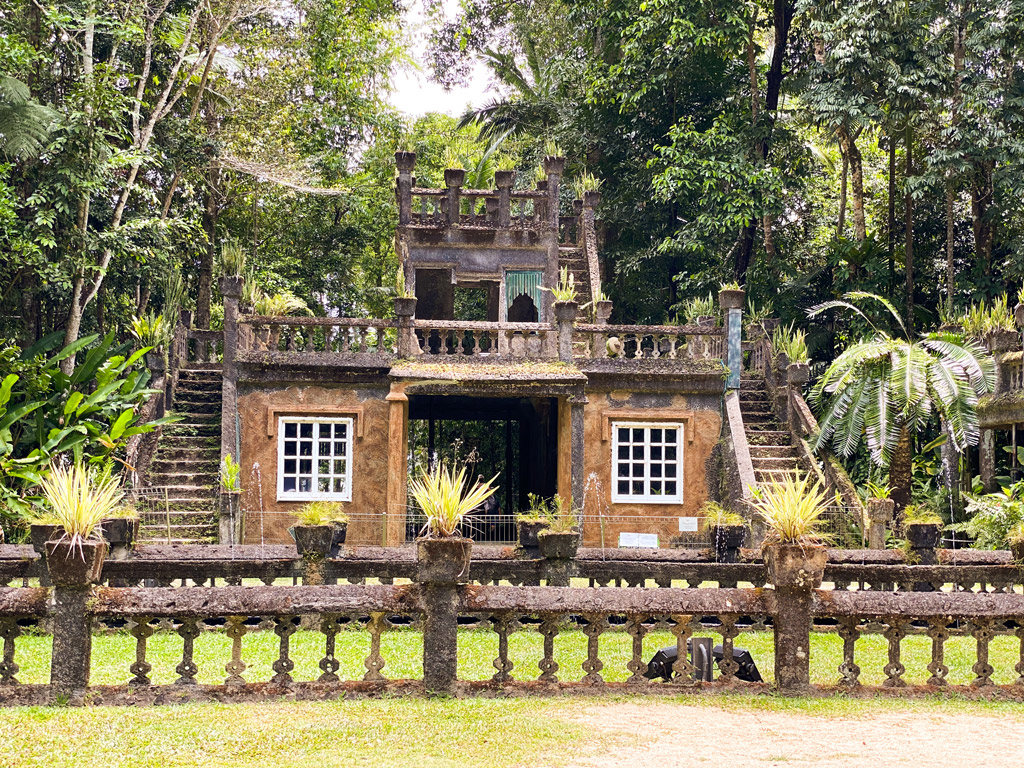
[0,692,1023,768]
[9,627,1023,688]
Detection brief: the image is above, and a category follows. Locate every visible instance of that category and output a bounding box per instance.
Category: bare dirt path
[561,702,1024,767]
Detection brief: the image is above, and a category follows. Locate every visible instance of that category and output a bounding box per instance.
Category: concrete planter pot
[595,300,613,324]
[1015,302,1024,328]
[543,156,566,177]
[1011,540,1024,563]
[292,525,334,557]
[718,289,745,310]
[443,168,467,188]
[494,170,516,188]
[786,363,810,386]
[417,537,472,584]
[764,543,827,589]
[986,330,1019,353]
[219,492,242,546]
[100,518,138,549]
[906,523,942,550]
[866,498,895,524]
[29,523,60,556]
[582,189,601,207]
[517,520,547,555]
[45,539,107,587]
[395,151,416,172]
[331,521,348,549]
[145,351,166,373]
[711,525,747,563]
[394,296,417,318]
[219,275,244,296]
[537,530,580,560]
[553,301,579,323]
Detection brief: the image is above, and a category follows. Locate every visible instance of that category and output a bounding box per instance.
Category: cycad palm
[808,292,995,509]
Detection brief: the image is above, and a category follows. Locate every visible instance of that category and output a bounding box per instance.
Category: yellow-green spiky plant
[409,463,498,538]
[750,474,829,546]
[40,462,124,553]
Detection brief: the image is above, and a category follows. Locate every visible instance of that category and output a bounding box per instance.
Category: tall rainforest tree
[808,292,995,510]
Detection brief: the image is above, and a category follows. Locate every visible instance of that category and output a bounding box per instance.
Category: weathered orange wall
[579,389,721,547]
[237,384,391,545]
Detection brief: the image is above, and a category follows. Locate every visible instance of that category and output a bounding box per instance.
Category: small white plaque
[618,532,660,548]
[678,517,699,533]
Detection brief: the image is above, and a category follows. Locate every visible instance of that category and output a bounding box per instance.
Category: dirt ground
[563,702,1024,767]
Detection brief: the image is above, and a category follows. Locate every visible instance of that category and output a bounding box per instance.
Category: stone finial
[219,275,244,300]
[395,151,416,173]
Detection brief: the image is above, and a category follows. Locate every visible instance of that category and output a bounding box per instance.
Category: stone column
[219,276,243,471]
[979,428,997,493]
[554,300,578,363]
[495,169,515,228]
[394,296,418,358]
[570,396,586,515]
[785,363,810,426]
[866,498,895,550]
[385,385,409,547]
[719,288,745,390]
[766,544,825,693]
[443,168,465,228]
[395,151,416,225]
[543,156,565,230]
[50,588,93,702]
[417,539,468,695]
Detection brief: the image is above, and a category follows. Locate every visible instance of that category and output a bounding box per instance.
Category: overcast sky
[389,0,490,117]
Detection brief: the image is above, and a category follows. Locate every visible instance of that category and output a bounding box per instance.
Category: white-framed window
[277,417,353,501]
[611,422,683,504]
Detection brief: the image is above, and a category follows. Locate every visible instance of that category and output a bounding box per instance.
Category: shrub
[700,501,746,529]
[294,501,347,526]
[750,474,829,546]
[41,462,123,547]
[409,463,498,538]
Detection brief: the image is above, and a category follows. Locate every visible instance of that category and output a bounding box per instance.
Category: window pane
[632,428,643,441]
[319,441,331,456]
[299,441,313,456]
[284,477,296,492]
[664,430,677,444]
[665,465,677,478]
[665,481,677,495]
[632,446,644,459]
[618,446,629,459]
[632,481,643,495]
[299,478,311,492]
[618,480,629,494]
[335,441,346,454]
[285,423,297,438]
[299,459,312,474]
[665,446,676,461]
[334,460,345,474]
[650,464,662,478]
[300,423,313,438]
[318,460,330,474]
[650,482,662,494]
[284,441,297,457]
[334,478,344,492]
[284,459,296,474]
[650,446,662,461]
[617,428,629,442]
[650,428,662,442]
[318,478,330,492]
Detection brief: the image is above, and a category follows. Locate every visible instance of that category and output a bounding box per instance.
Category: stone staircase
[141,370,222,543]
[739,377,802,487]
[558,245,593,310]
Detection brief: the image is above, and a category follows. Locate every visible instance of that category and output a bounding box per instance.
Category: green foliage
[953,483,1024,549]
[772,323,810,364]
[409,463,499,538]
[129,313,171,350]
[220,454,241,493]
[751,474,830,546]
[519,493,576,532]
[0,334,175,532]
[220,241,246,278]
[252,290,312,317]
[677,294,716,325]
[571,172,602,198]
[865,481,891,500]
[544,266,578,303]
[40,462,123,545]
[700,501,745,529]
[901,504,943,526]
[294,501,347,526]
[957,295,1015,338]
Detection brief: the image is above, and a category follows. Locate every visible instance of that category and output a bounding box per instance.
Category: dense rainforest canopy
[3,0,1024,521]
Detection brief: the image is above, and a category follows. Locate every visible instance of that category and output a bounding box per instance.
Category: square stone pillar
[385,385,409,546]
[719,288,745,390]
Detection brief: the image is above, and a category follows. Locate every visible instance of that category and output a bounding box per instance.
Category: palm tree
[457,37,561,151]
[808,292,995,510]
[0,75,57,160]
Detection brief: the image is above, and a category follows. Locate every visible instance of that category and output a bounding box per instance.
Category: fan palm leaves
[457,38,562,151]
[808,292,995,505]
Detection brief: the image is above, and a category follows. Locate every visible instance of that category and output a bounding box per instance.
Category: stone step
[140,498,216,512]
[171,400,220,415]
[755,468,802,482]
[749,445,796,459]
[150,457,221,472]
[751,457,800,471]
[745,430,790,446]
[741,413,778,427]
[153,447,221,463]
[157,435,221,448]
[148,473,218,488]
[163,424,221,438]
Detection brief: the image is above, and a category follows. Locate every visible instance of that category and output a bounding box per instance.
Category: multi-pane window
[277,417,353,501]
[611,422,683,503]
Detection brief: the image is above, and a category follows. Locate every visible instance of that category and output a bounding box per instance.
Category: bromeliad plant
[750,474,830,547]
[40,462,123,552]
[220,454,242,492]
[700,501,746,529]
[130,312,171,350]
[772,323,809,364]
[544,266,578,303]
[410,463,498,539]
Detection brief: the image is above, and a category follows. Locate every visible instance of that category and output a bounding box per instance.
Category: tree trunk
[847,131,866,241]
[888,131,896,294]
[889,424,913,512]
[837,150,848,237]
[196,160,220,328]
[971,161,994,275]
[904,121,914,331]
[945,184,956,301]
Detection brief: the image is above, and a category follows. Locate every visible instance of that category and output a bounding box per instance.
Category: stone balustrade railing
[574,323,725,361]
[1,543,1023,705]
[411,319,556,359]
[237,316,398,360]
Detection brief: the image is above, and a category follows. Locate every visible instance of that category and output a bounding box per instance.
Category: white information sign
[678,517,699,532]
[618,532,660,548]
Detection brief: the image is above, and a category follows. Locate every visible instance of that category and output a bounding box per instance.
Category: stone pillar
[421,583,458,694]
[394,296,418,357]
[543,156,565,230]
[443,168,465,228]
[765,544,825,693]
[570,396,585,514]
[495,169,514,228]
[385,385,409,547]
[219,276,243,472]
[785,363,810,426]
[572,199,584,245]
[50,588,93,702]
[719,288,745,390]
[866,498,895,550]
[980,428,997,493]
[219,491,242,546]
[554,300,578,363]
[395,152,416,225]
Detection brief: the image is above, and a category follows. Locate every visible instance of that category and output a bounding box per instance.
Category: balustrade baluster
[271,616,299,685]
[717,616,740,682]
[926,620,950,686]
[581,613,609,685]
[0,618,21,686]
[489,613,515,683]
[128,617,155,686]
[1015,625,1024,687]
[224,615,248,686]
[668,615,699,685]
[364,612,387,682]
[625,615,650,686]
[882,618,907,687]
[970,619,996,687]
[538,614,561,683]
[318,615,342,683]
[174,618,201,685]
[837,617,861,687]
